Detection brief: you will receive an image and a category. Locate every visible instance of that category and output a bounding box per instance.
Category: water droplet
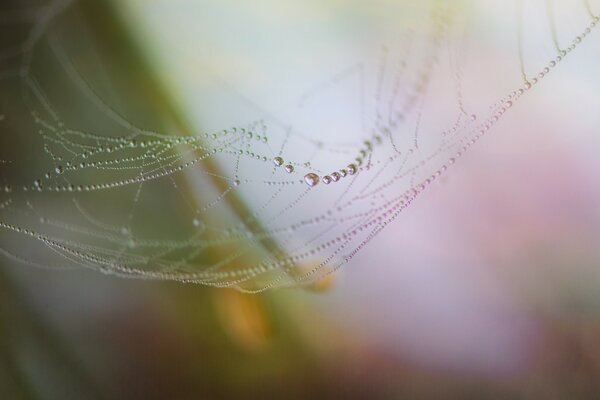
[55,165,64,174]
[331,172,341,182]
[346,164,357,175]
[304,173,319,187]
[192,218,202,228]
[273,156,284,167]
[284,165,294,173]
[322,175,332,184]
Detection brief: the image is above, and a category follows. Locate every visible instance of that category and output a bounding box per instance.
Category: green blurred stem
[76,0,288,280]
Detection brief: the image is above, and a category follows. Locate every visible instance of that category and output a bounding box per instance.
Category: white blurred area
[117,0,600,376]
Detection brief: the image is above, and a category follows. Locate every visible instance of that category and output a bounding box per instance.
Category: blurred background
[2,0,600,398]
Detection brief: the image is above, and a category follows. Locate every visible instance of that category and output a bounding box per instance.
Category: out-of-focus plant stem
[73,0,280,346]
[75,0,287,286]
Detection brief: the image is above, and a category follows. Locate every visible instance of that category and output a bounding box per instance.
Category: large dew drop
[304,173,320,187]
[273,156,284,167]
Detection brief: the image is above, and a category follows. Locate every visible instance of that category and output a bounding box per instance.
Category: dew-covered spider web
[0,0,598,291]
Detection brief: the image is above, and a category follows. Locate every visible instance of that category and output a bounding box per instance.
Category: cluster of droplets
[270,135,379,188]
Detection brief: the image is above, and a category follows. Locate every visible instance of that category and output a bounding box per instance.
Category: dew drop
[284,165,294,173]
[55,165,64,175]
[322,175,332,184]
[304,173,319,187]
[273,156,284,167]
[346,164,357,175]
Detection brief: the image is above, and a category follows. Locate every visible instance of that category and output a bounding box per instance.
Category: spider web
[0,0,598,291]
